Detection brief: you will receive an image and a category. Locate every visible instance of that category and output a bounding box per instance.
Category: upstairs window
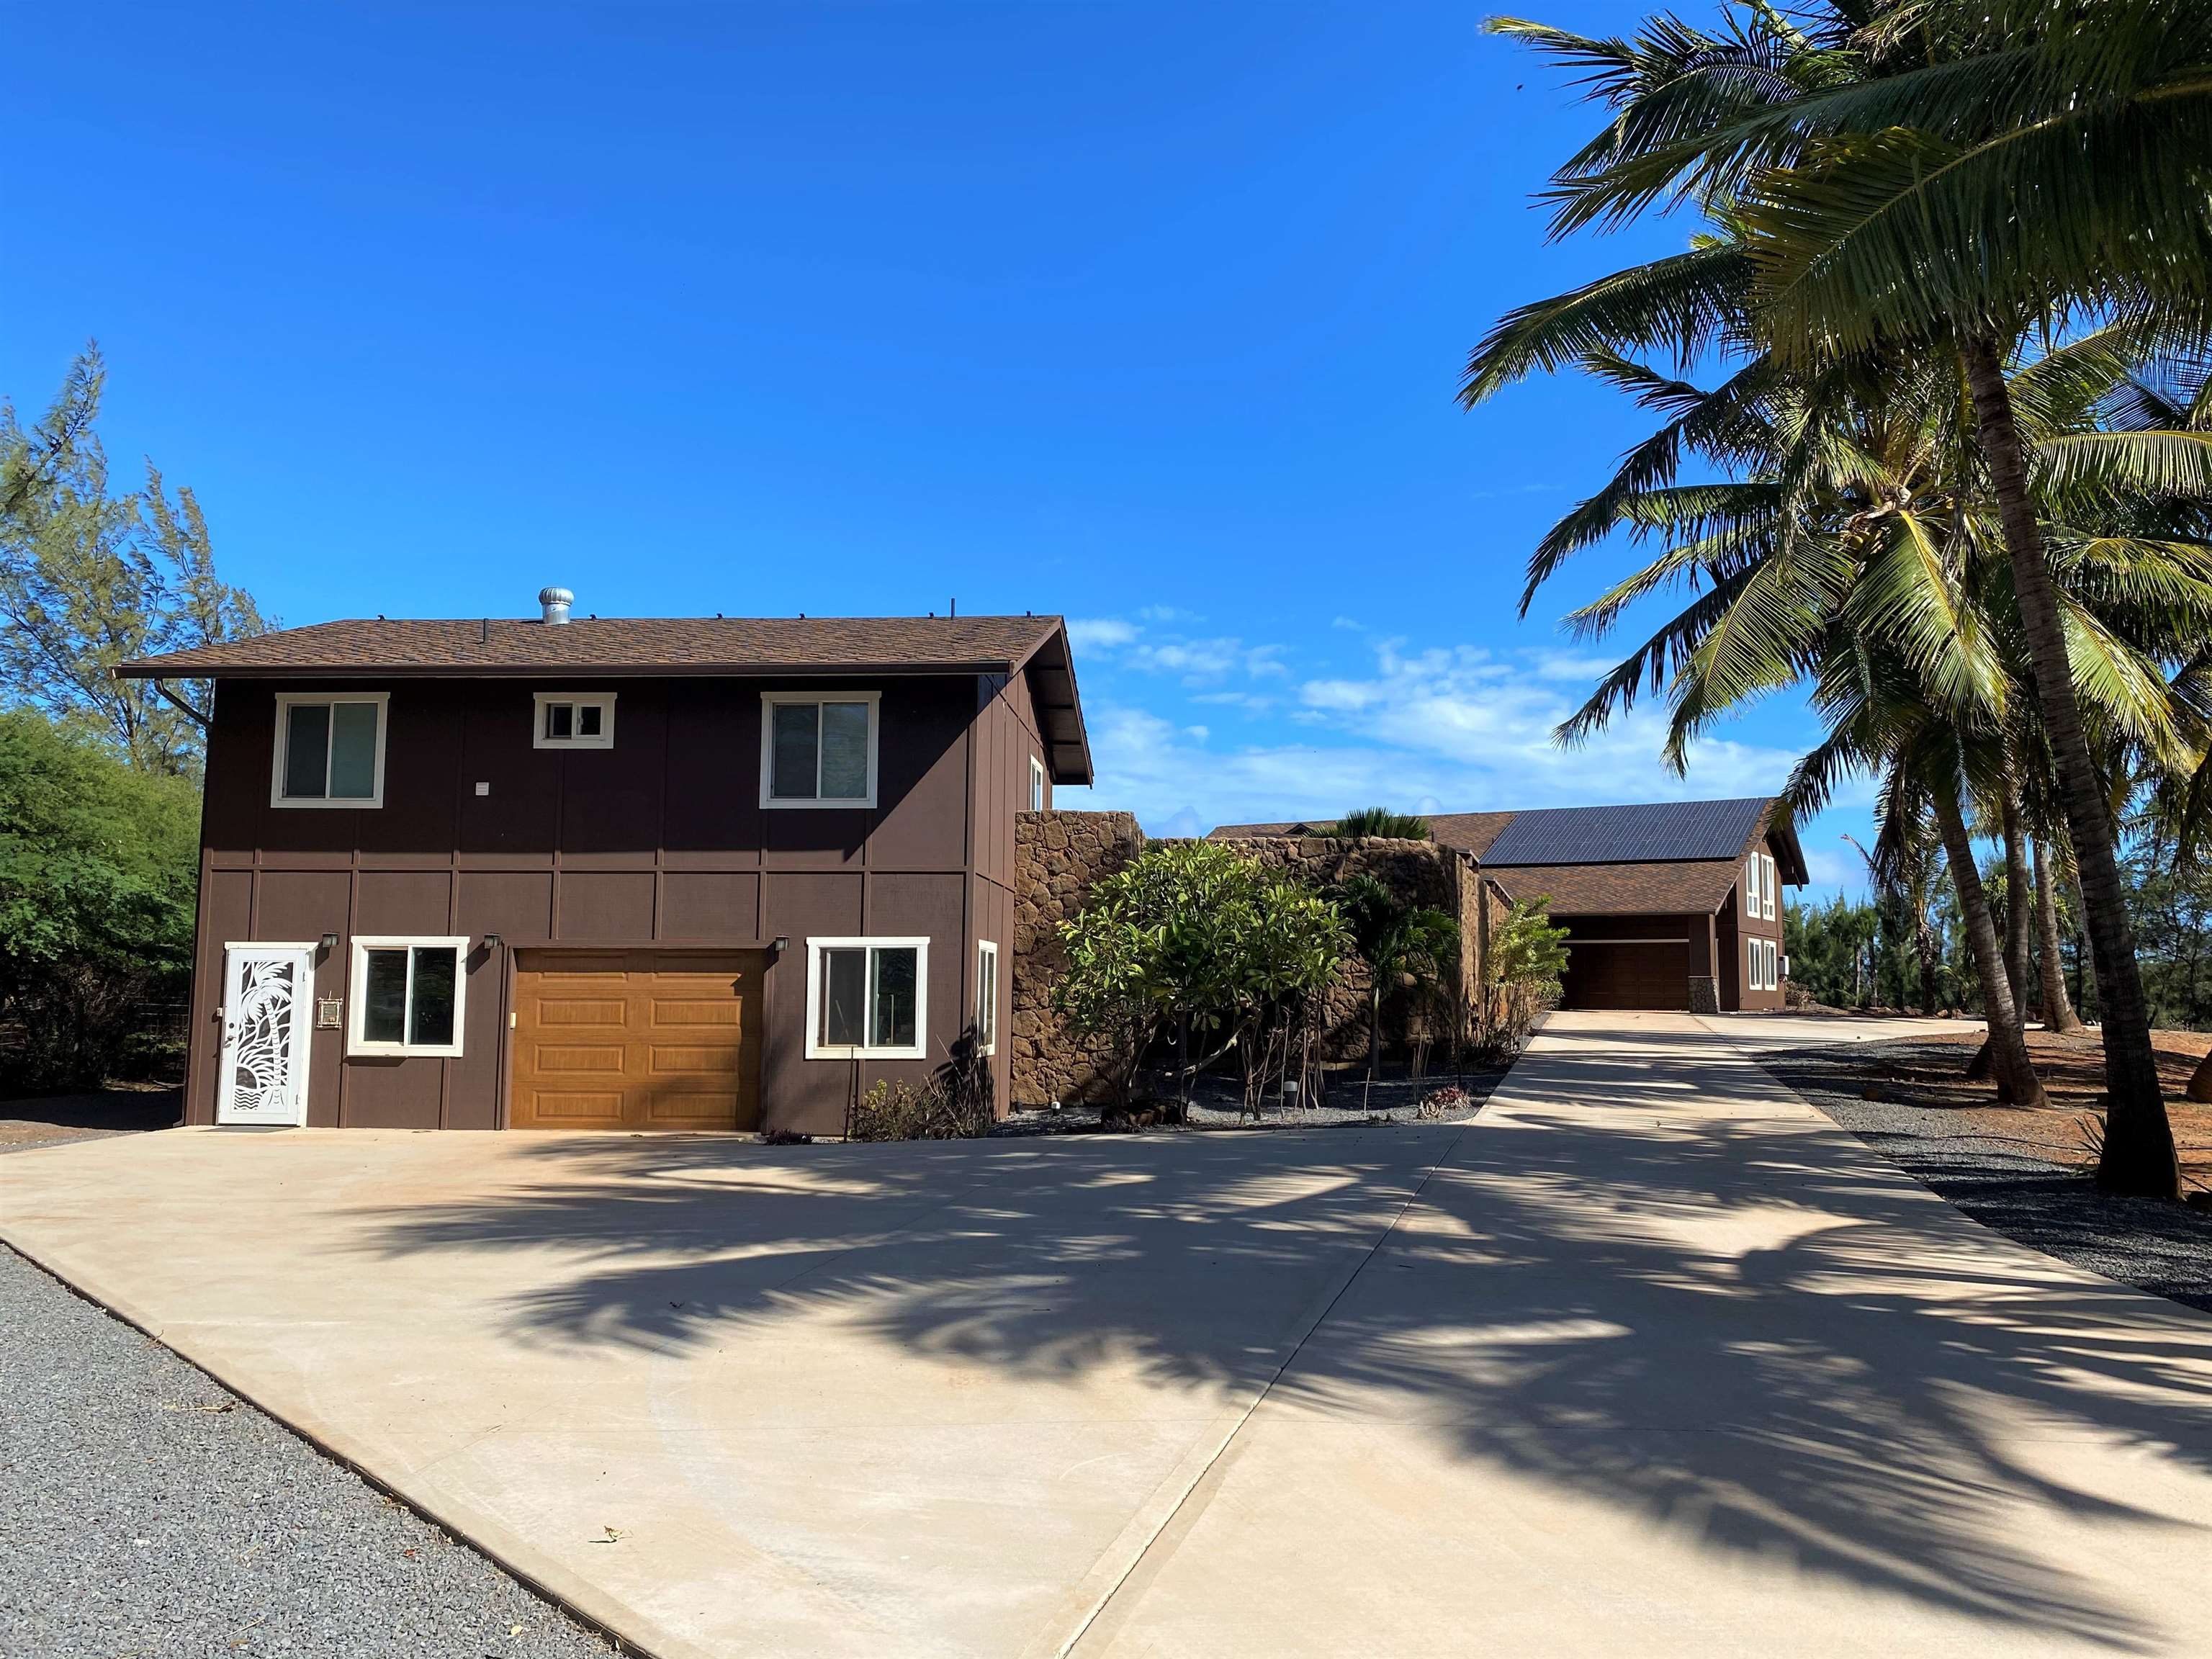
[1761,853,1778,920]
[806,937,927,1059]
[1745,855,1758,918]
[348,937,467,1056]
[1028,755,1046,812]
[273,693,387,808]
[762,692,878,808]
[534,692,616,750]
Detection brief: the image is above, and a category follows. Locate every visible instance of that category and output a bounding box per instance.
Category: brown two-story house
[119,597,1090,1137]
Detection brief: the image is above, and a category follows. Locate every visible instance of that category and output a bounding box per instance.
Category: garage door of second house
[1560,935,1692,1011]
[510,950,765,1131]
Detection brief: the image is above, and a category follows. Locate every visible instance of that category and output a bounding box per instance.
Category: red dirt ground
[1858,1028,2212,1199]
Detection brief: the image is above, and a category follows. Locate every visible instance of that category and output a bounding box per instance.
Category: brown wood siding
[187,672,1013,1136]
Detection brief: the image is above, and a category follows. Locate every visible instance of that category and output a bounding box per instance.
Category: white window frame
[803,935,929,1060]
[1761,853,1778,920]
[975,939,999,1055]
[532,691,617,750]
[759,691,881,809]
[1745,855,1758,917]
[270,692,390,809]
[346,935,468,1058]
[1748,938,1764,992]
[1028,755,1046,812]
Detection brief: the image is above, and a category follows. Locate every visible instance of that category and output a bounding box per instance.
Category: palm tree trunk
[2032,838,2083,1035]
[1961,336,2173,1192]
[1932,777,2046,1110]
[2189,1048,2212,1105]
[2000,793,2033,1015]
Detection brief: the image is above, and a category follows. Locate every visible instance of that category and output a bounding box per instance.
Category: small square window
[273,695,387,808]
[762,693,879,807]
[534,693,616,750]
[805,937,927,1059]
[348,937,467,1056]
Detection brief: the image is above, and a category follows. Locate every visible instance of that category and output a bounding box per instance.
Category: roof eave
[1009,619,1094,787]
[113,657,1028,682]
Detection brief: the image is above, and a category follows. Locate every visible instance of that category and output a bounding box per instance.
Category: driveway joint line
[1048,1125,1477,1659]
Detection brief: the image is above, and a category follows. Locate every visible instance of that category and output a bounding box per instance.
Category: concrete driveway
[6,1012,2211,1658]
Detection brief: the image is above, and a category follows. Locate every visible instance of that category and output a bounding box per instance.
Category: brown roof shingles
[1491,860,1742,917]
[115,614,1066,679]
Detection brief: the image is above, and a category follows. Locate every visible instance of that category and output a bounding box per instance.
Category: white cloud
[1055,636,1870,839]
[1068,617,1138,651]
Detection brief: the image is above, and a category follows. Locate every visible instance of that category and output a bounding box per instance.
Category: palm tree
[1331,874,1459,1107]
[1474,300,2208,1103]
[2031,837,2085,1034]
[1472,1,2212,1193]
[1332,806,1433,840]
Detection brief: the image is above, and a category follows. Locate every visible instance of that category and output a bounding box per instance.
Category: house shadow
[354,1039,2212,1652]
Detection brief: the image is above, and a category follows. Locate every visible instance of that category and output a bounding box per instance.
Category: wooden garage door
[510,950,765,1131]
[1560,938,1692,1010]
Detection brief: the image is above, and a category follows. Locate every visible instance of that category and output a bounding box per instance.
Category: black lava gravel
[0,1245,616,1659]
[1765,1040,2212,1313]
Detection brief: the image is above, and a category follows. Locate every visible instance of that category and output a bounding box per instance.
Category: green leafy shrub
[0,711,199,1092]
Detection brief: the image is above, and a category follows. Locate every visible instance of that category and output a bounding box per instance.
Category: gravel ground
[0,1245,615,1659]
[1765,1040,2212,1313]
[994,1064,1511,1135]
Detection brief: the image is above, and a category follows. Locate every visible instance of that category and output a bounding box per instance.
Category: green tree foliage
[1470,1,2212,1189]
[1331,806,1432,840]
[1488,898,1570,994]
[1332,873,1460,1097]
[1052,842,1348,1111]
[0,710,199,1091]
[1,346,268,774]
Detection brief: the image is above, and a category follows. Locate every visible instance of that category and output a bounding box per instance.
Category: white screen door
[216,945,315,1125]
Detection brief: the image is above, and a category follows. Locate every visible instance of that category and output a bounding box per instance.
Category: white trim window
[348,936,467,1057]
[975,939,999,1055]
[1028,755,1046,812]
[272,693,389,808]
[804,936,927,1059]
[1745,855,1759,917]
[760,691,880,808]
[1761,853,1778,920]
[534,691,616,750]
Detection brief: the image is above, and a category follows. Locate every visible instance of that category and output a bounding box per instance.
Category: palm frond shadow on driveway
[356,1045,2212,1651]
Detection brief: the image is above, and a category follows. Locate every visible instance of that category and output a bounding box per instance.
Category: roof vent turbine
[539,585,574,626]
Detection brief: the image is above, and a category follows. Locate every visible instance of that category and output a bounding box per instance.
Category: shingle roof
[114,613,1094,783]
[117,615,1064,678]
[1491,860,1744,917]
[1480,798,1779,868]
[1426,812,1517,860]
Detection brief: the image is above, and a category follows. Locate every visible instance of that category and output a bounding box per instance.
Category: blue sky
[3,1,1871,895]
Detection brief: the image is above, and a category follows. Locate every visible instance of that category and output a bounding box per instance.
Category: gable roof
[1206,796,1807,889]
[114,613,1094,783]
[1490,860,1746,917]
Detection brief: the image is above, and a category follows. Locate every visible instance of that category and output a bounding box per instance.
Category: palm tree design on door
[217,946,313,1124]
